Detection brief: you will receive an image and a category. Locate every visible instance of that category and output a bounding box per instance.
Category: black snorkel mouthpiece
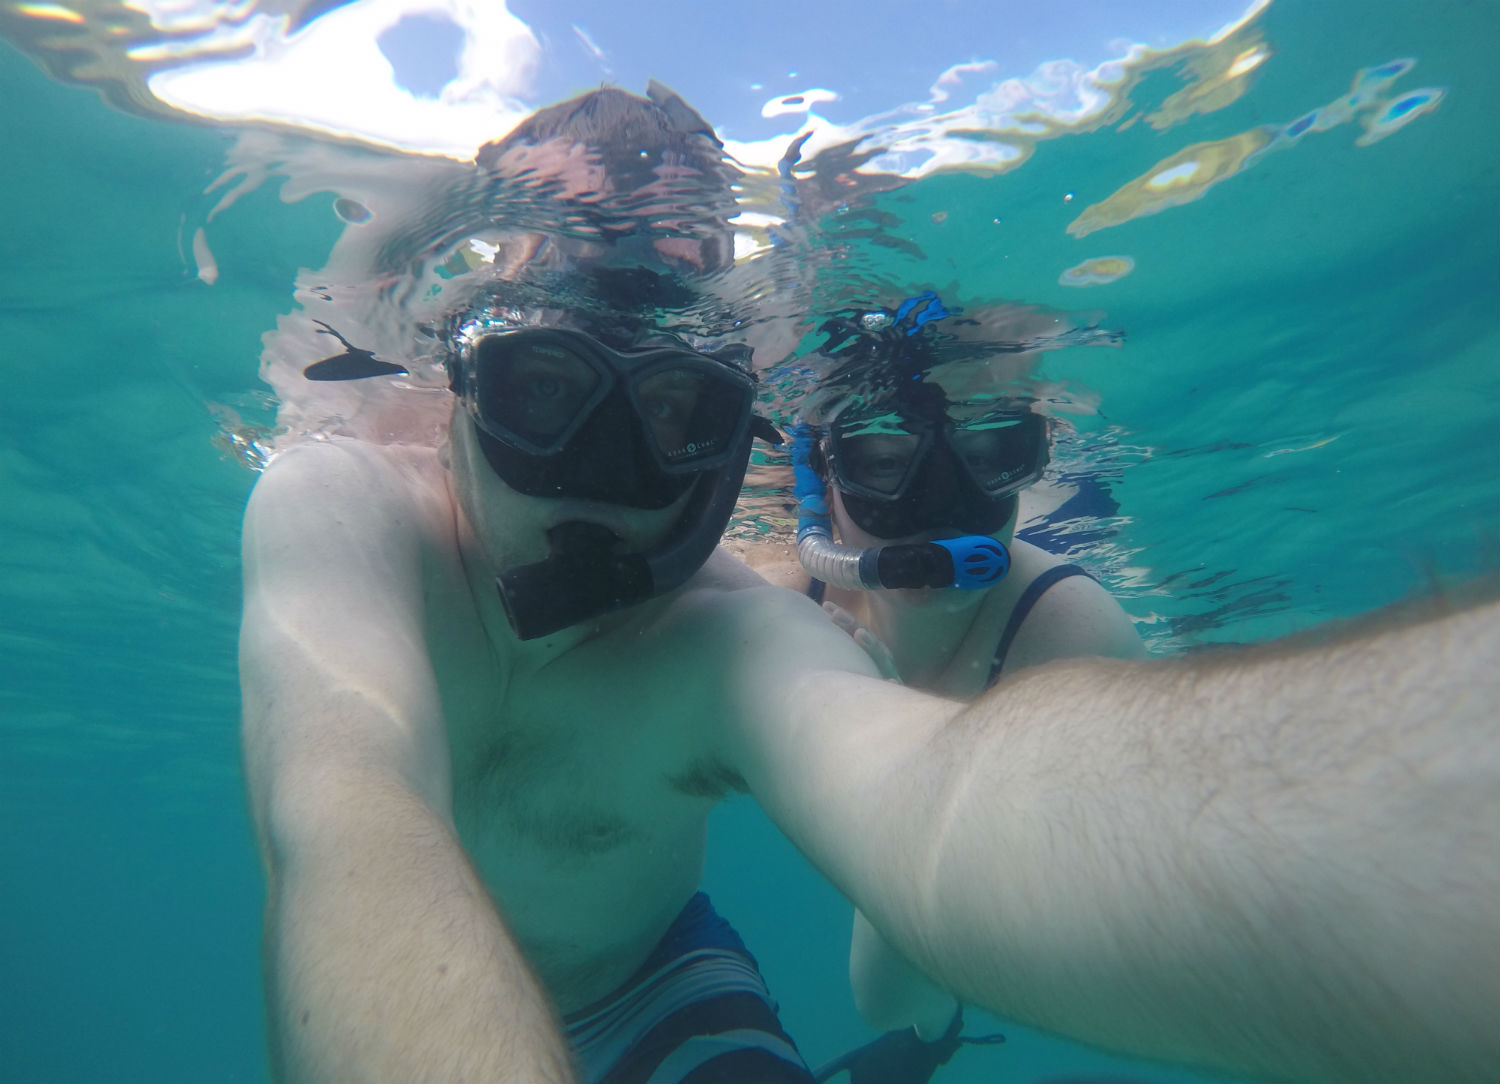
[497,522,652,641]
[866,543,959,589]
[870,537,1012,589]
[495,429,759,640]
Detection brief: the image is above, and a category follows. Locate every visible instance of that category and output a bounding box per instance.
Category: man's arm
[240,441,575,1083]
[729,587,1500,1082]
[850,552,1146,1036]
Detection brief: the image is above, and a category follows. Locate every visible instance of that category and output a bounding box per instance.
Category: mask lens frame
[825,408,1048,504]
[470,331,613,456]
[824,419,935,502]
[625,356,758,474]
[948,412,1049,497]
[460,327,757,474]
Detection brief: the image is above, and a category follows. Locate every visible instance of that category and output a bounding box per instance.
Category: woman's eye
[528,375,566,400]
[845,436,915,483]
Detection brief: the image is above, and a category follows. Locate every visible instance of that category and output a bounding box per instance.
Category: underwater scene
[1,0,1496,1080]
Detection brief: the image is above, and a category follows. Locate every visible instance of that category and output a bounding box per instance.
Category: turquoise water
[1,0,1496,1080]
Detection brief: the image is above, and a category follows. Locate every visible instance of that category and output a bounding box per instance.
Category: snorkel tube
[497,423,769,641]
[791,425,1011,591]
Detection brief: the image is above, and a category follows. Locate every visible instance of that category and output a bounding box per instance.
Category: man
[240,84,1499,1084]
[244,83,839,1084]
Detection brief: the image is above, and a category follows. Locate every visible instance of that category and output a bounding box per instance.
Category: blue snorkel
[791,425,1011,591]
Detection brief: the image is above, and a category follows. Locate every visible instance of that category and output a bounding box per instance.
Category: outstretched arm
[733,588,1500,1082]
[847,562,1145,1036]
[240,441,575,1083]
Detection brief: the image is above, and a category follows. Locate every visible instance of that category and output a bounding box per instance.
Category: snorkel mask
[790,293,1050,592]
[791,406,1044,594]
[301,310,778,641]
[822,403,1049,540]
[448,315,780,640]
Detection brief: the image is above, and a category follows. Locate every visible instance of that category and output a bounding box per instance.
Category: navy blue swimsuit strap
[806,577,827,604]
[987,564,1096,687]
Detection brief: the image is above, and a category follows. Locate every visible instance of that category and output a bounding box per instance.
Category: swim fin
[812,1010,1003,1084]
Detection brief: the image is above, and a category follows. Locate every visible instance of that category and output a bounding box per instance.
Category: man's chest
[438,632,736,860]
[435,642,735,1008]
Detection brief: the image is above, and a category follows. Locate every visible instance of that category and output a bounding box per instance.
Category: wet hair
[475,81,726,194]
[460,83,735,332]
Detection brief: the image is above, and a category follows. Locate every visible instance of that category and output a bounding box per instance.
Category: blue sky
[500,0,1254,141]
[128,0,1258,162]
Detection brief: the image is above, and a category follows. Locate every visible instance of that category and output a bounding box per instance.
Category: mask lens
[633,364,749,471]
[474,334,604,450]
[833,428,925,497]
[950,415,1044,495]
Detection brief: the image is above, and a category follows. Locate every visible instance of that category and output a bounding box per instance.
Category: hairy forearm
[773,596,1500,1082]
[263,777,576,1083]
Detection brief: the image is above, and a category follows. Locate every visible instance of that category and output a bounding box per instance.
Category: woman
[743,310,1144,1082]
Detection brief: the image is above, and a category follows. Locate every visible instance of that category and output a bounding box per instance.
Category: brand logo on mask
[667,438,717,459]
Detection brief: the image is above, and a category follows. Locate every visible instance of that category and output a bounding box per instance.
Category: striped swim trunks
[563,893,814,1084]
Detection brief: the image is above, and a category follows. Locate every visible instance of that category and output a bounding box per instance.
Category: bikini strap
[987,564,1096,686]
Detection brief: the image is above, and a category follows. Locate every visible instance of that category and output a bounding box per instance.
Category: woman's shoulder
[990,538,1146,672]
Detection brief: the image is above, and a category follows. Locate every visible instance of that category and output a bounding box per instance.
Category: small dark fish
[1187,568,1236,590]
[1206,480,1257,499]
[303,320,408,381]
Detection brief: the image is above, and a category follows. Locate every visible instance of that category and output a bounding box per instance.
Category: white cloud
[146,0,541,159]
[928,60,997,104]
[761,88,839,118]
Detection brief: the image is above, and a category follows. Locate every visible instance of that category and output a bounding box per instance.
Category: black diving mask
[298,315,775,641]
[823,408,1049,540]
[451,326,760,509]
[449,324,780,640]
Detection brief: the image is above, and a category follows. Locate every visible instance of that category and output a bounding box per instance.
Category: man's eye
[640,384,700,425]
[528,375,567,400]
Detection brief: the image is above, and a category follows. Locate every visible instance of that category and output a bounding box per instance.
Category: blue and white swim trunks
[563,893,814,1083]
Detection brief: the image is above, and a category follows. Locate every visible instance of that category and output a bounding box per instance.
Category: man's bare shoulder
[240,439,459,678]
[248,439,447,527]
[718,537,808,592]
[243,440,455,580]
[668,548,882,737]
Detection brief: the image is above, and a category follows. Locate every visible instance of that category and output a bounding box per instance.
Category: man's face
[441,139,739,583]
[448,397,694,574]
[438,310,760,640]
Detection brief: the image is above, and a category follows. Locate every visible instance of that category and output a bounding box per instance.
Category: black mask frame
[451,325,761,509]
[822,408,1049,540]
